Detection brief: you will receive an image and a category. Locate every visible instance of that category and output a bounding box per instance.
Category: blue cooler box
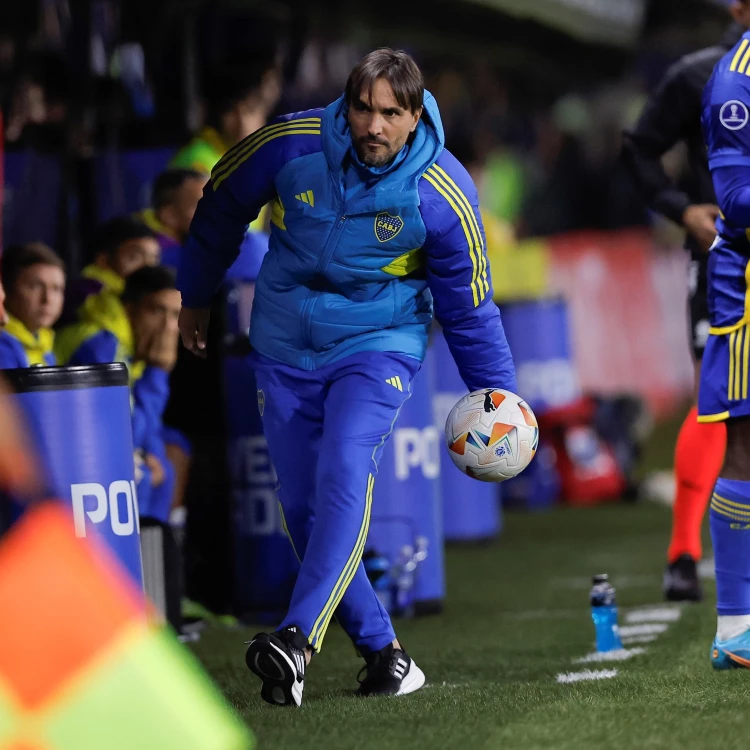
[432,326,502,541]
[3,364,144,587]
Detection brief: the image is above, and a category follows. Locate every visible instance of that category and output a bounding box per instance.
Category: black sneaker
[663,554,703,602]
[245,626,307,707]
[356,643,426,697]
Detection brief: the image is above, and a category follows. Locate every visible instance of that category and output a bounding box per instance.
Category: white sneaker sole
[246,637,304,707]
[396,662,426,696]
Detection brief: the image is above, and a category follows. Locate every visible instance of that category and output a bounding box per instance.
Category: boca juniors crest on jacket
[178,90,516,392]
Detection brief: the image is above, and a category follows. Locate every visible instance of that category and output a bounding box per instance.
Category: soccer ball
[444,388,539,482]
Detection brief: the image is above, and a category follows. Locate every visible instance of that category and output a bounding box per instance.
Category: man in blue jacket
[177,48,517,706]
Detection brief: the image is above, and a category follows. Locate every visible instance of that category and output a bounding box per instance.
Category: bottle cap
[592,574,609,584]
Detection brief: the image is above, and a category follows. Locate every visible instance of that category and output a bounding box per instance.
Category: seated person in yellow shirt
[0,243,65,368]
[59,216,160,326]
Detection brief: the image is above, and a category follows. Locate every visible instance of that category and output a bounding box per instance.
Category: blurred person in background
[170,65,282,176]
[177,47,516,706]
[59,216,160,326]
[518,100,595,237]
[137,168,209,269]
[0,243,65,368]
[171,65,282,235]
[698,1,750,669]
[621,9,744,602]
[136,168,211,540]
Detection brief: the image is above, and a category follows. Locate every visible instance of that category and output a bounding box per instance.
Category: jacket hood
[321,89,445,210]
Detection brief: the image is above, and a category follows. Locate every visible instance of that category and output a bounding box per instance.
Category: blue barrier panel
[499,298,574,509]
[4,364,144,587]
[431,326,502,541]
[498,298,580,415]
[223,281,298,620]
[367,347,445,612]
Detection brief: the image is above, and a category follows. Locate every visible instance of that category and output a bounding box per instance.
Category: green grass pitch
[192,499,750,750]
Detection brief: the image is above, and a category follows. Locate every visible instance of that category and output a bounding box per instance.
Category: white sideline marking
[699,558,716,580]
[625,607,682,624]
[622,635,658,645]
[556,669,618,683]
[618,623,668,637]
[573,648,646,664]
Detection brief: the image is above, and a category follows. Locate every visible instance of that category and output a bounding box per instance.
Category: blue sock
[710,478,750,616]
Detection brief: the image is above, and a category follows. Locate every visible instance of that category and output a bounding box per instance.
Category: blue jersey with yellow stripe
[177,91,516,393]
[703,31,750,251]
[698,31,750,423]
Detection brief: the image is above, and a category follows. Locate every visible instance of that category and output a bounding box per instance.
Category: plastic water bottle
[393,545,417,618]
[590,574,623,652]
[364,551,393,613]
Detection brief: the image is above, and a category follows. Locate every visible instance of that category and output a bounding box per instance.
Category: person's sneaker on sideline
[245,625,307,706]
[356,643,425,697]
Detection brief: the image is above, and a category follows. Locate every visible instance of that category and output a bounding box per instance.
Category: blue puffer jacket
[177,91,516,392]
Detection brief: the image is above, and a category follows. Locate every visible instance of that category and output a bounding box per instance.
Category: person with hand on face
[0,243,65,368]
[58,216,160,328]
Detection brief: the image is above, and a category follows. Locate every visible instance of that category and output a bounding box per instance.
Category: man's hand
[682,204,720,252]
[178,307,211,358]
[144,453,166,487]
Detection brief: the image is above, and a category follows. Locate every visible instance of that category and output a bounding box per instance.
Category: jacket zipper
[302,199,347,365]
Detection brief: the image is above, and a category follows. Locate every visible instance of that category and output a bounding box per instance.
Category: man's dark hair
[0,242,65,294]
[121,265,176,306]
[92,216,156,260]
[204,68,258,128]
[345,48,424,113]
[152,168,206,211]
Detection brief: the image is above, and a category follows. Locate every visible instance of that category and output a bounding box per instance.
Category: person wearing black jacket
[621,19,744,604]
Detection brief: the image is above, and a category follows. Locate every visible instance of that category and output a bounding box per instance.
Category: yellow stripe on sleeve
[731,39,750,72]
[730,331,736,401]
[430,164,489,302]
[739,45,750,75]
[212,120,321,189]
[211,118,321,181]
[736,327,744,401]
[423,170,481,307]
[431,164,490,298]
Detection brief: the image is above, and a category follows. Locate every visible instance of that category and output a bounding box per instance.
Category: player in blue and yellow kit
[177,49,517,705]
[700,0,750,669]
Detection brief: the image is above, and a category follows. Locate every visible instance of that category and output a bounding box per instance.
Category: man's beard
[355,137,395,167]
